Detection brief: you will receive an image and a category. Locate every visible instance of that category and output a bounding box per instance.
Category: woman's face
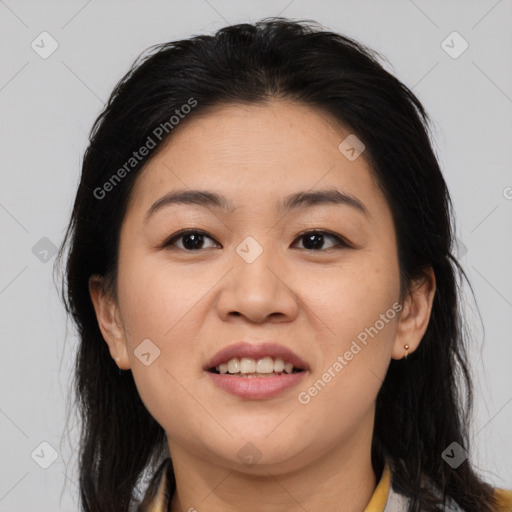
[93,100,421,474]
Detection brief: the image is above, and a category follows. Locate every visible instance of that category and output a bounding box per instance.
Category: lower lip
[205,371,308,399]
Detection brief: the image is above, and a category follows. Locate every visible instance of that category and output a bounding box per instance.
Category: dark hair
[55,17,499,512]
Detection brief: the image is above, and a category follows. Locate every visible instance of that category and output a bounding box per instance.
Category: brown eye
[164,230,219,251]
[292,230,349,251]
[162,229,350,252]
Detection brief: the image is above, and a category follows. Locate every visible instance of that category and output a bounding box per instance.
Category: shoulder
[385,486,512,512]
[134,457,175,512]
[492,487,512,512]
[383,466,512,512]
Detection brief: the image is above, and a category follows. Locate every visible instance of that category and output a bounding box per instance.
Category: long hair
[55,17,499,512]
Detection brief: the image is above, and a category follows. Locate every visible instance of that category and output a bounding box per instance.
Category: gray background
[1,0,511,510]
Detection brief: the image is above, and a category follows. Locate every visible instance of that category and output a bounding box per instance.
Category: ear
[391,266,436,360]
[88,275,131,370]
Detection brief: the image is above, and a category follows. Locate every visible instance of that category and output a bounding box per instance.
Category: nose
[214,247,299,324]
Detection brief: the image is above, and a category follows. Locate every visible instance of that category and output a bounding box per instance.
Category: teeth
[227,359,239,373]
[215,357,298,375]
[239,357,256,373]
[274,358,284,372]
[256,357,274,373]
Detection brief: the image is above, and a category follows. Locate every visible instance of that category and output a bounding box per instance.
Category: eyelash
[162,228,352,252]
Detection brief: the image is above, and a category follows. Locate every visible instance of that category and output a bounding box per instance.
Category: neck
[168,413,378,512]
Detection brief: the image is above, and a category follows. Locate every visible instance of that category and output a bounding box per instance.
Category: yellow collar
[363,462,390,512]
[137,457,512,512]
[138,458,392,511]
[362,462,512,512]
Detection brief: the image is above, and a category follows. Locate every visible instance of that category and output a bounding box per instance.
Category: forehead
[125,100,384,220]
[152,100,362,170]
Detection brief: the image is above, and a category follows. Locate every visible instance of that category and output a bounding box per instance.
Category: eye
[292,229,350,251]
[162,228,350,252]
[163,229,219,251]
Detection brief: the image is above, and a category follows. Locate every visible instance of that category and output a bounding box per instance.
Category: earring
[404,344,409,359]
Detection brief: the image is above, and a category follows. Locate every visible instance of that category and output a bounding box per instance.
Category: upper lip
[204,342,310,371]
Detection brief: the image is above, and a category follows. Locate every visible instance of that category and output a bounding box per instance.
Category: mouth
[203,341,309,398]
[207,356,305,377]
[204,341,310,377]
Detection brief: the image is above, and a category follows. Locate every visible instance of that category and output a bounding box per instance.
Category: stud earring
[404,344,410,359]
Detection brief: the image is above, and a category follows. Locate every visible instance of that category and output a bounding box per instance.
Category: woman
[55,17,512,512]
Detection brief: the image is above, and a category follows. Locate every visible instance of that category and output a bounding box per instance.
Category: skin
[89,99,436,512]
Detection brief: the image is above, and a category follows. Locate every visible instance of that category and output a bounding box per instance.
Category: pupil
[183,233,203,250]
[304,233,323,250]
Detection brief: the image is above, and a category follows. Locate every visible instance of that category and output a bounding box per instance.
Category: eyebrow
[144,187,369,222]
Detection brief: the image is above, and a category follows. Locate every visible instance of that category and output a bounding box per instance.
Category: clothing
[135,457,512,512]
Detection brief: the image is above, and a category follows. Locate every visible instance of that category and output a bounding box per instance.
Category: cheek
[116,251,206,345]
[298,269,398,436]
[305,254,399,398]
[115,257,210,438]
[307,254,400,341]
